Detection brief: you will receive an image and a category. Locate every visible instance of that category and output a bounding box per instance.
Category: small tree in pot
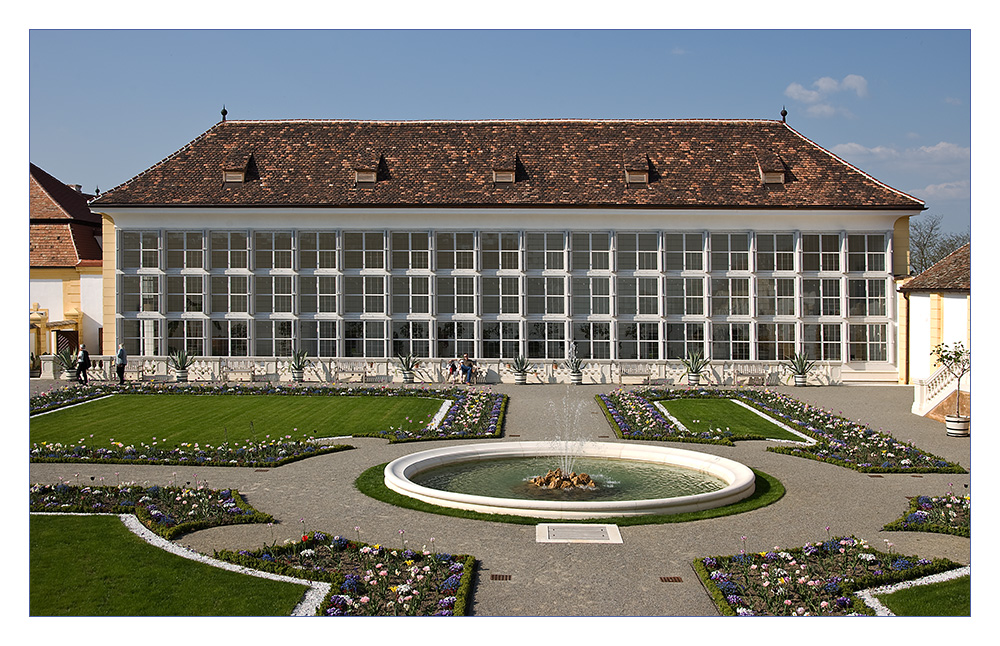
[679,350,710,387]
[932,342,971,436]
[784,352,816,387]
[169,349,196,382]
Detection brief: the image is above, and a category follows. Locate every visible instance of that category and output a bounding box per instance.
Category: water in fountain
[547,387,589,478]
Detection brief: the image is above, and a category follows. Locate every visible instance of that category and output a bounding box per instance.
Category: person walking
[447,358,458,384]
[76,344,91,385]
[115,343,127,385]
[461,353,476,385]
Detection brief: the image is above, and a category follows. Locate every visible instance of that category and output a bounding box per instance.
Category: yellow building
[897,244,970,416]
[29,163,104,367]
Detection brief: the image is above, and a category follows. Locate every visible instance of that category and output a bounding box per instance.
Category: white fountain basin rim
[383,441,756,519]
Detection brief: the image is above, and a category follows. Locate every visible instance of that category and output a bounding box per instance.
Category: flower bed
[883,489,970,537]
[599,388,966,474]
[694,534,963,616]
[214,532,475,616]
[30,384,507,465]
[30,436,353,468]
[29,482,273,540]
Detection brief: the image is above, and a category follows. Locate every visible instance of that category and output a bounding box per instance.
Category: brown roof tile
[899,244,970,292]
[30,163,99,223]
[91,119,925,210]
[29,164,103,267]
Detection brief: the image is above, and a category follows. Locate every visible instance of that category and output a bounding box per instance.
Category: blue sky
[26,23,973,235]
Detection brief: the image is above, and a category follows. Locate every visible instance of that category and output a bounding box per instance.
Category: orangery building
[87,117,923,383]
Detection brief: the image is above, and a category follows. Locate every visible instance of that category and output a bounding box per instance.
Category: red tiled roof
[30,163,99,223]
[29,164,103,268]
[899,244,970,292]
[92,119,925,210]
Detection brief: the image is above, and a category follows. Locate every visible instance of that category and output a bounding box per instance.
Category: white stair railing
[912,364,966,416]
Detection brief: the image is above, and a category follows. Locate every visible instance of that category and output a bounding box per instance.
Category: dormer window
[354,169,377,188]
[493,169,515,184]
[756,150,786,185]
[223,148,254,185]
[625,170,648,185]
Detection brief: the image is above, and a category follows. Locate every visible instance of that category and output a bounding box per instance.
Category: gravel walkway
[28,379,971,616]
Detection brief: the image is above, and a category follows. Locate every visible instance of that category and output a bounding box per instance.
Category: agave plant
[55,348,78,372]
[783,352,816,376]
[510,355,532,374]
[396,352,419,372]
[290,348,311,371]
[679,350,710,376]
[565,344,583,373]
[168,349,196,370]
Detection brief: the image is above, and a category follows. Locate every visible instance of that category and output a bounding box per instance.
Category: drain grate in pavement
[254,469,269,472]
[508,434,520,437]
[536,523,623,544]
[490,574,512,581]
[659,576,683,583]
[868,474,883,478]
[910,475,923,478]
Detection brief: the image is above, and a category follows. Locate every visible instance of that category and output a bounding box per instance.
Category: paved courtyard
[28,380,971,616]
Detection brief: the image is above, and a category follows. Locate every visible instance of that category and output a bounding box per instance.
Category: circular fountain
[383,441,756,520]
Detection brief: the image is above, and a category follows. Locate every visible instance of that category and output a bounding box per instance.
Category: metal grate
[868,474,883,478]
[254,469,269,472]
[536,523,623,544]
[490,574,512,581]
[910,475,924,478]
[508,434,520,437]
[660,576,683,583]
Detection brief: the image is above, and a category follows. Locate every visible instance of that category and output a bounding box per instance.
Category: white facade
[101,205,907,369]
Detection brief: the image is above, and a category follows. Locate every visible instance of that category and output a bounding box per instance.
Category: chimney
[67,184,82,193]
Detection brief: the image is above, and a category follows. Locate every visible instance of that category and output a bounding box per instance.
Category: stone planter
[793,374,807,387]
[514,372,528,385]
[687,373,700,387]
[945,415,970,437]
[401,370,414,384]
[291,369,304,382]
[175,369,189,383]
[570,370,583,385]
[60,368,76,381]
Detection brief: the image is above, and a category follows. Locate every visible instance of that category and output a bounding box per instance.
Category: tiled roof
[29,164,103,268]
[92,119,925,210]
[899,244,970,292]
[30,163,99,224]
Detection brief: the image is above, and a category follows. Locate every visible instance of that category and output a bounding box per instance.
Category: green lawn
[30,515,307,616]
[657,398,804,442]
[30,394,445,447]
[877,575,971,616]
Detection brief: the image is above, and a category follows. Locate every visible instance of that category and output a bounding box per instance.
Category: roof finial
[221,105,228,122]
[781,106,788,123]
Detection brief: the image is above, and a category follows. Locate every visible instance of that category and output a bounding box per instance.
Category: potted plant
[679,350,710,387]
[169,349,195,382]
[55,348,78,381]
[932,342,971,437]
[784,352,815,387]
[565,344,584,385]
[510,355,532,385]
[290,349,310,383]
[396,352,418,384]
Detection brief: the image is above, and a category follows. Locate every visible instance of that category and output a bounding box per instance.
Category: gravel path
[28,380,971,616]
